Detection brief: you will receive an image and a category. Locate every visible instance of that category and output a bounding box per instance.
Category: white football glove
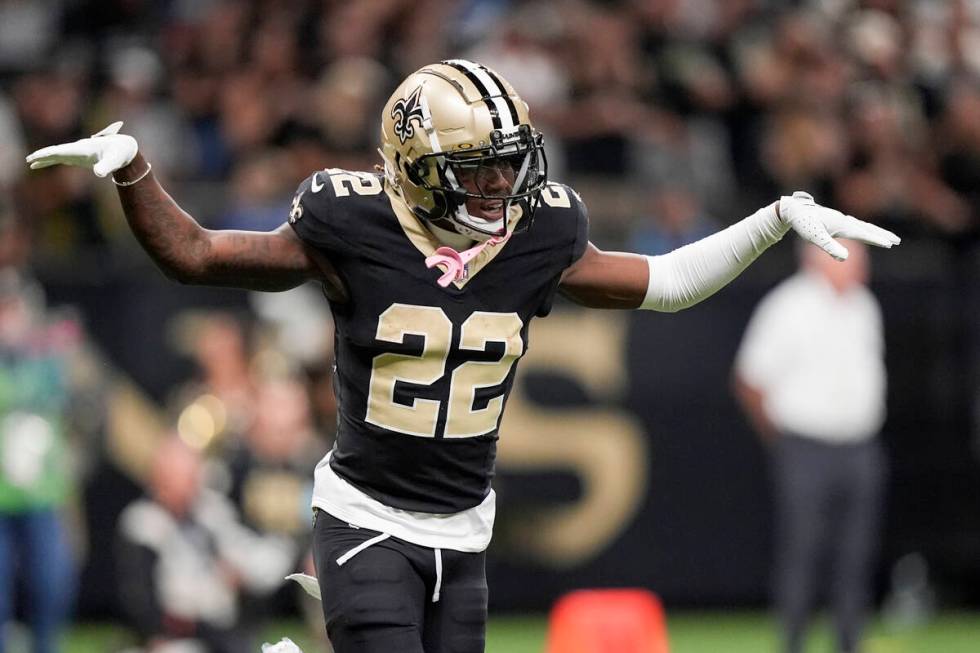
[261,638,304,653]
[779,191,901,261]
[25,121,138,178]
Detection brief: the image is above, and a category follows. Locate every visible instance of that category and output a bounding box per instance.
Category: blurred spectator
[214,152,292,231]
[97,45,196,180]
[318,0,402,65]
[10,0,980,260]
[0,269,80,653]
[0,0,62,72]
[247,287,338,439]
[218,374,325,642]
[937,78,980,237]
[307,57,391,171]
[0,95,27,189]
[555,4,651,177]
[225,375,324,539]
[627,186,720,255]
[835,82,970,236]
[734,241,888,653]
[170,312,257,449]
[759,106,847,199]
[13,69,84,150]
[115,436,295,653]
[219,72,280,158]
[463,4,571,177]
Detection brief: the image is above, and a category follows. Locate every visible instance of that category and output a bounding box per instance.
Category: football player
[27,60,900,653]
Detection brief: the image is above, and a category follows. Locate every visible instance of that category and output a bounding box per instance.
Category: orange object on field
[546,589,669,653]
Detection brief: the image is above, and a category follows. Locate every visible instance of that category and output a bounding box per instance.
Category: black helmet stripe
[443,60,518,130]
[481,68,521,126]
[443,60,501,129]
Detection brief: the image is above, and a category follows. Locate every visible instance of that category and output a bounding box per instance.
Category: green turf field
[486,612,980,653]
[49,611,980,652]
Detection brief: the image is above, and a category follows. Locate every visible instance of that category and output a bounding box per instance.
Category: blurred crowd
[3,0,980,256]
[1,0,980,650]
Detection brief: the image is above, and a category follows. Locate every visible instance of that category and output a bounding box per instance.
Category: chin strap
[425,234,509,287]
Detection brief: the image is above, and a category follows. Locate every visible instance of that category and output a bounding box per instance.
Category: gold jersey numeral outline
[365,304,524,438]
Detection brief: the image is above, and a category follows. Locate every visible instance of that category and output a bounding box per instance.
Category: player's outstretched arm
[559,192,900,311]
[112,152,319,291]
[26,123,329,292]
[557,245,650,309]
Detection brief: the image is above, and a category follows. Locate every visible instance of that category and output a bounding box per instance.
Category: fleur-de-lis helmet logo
[391,85,425,145]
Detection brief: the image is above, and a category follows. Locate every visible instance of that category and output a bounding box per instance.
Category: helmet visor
[448,154,525,198]
[416,129,546,200]
[412,125,548,238]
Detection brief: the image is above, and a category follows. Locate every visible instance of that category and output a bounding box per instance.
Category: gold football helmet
[379,59,548,241]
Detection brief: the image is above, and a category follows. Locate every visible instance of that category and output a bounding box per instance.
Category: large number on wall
[365,304,524,438]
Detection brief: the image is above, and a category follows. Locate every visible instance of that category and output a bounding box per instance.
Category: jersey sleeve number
[326,169,383,197]
[540,183,571,208]
[365,304,524,438]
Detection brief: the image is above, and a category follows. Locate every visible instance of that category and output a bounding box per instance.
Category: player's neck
[428,223,476,251]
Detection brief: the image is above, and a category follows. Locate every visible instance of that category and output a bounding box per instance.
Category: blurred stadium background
[1,0,980,651]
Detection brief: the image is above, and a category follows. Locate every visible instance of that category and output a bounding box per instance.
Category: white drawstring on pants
[335,533,391,566]
[333,533,443,604]
[432,548,443,603]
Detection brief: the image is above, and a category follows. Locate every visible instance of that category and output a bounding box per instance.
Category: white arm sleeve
[641,203,789,312]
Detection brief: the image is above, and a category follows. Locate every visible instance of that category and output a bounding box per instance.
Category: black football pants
[312,510,488,653]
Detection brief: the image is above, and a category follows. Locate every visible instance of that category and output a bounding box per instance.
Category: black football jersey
[289,168,588,513]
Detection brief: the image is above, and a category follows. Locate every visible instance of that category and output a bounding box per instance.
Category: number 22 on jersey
[365,304,524,439]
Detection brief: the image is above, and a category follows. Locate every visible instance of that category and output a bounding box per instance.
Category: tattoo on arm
[203,229,318,291]
[114,154,317,291]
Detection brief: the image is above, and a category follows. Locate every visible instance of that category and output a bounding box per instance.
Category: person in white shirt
[116,437,297,653]
[734,240,887,653]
